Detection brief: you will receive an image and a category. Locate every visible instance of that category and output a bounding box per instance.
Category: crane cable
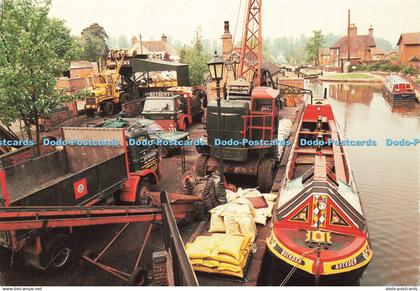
[232,0,243,46]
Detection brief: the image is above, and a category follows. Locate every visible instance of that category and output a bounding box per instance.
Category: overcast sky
[50,0,420,44]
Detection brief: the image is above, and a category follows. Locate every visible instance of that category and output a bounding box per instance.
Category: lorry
[98,117,190,158]
[0,127,161,270]
[141,87,204,131]
[84,51,127,116]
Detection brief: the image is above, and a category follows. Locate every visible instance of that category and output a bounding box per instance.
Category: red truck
[141,87,205,131]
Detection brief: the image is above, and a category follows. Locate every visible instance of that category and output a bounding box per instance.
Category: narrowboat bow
[267,97,372,285]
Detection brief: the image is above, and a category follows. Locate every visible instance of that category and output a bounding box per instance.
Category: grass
[323,72,375,80]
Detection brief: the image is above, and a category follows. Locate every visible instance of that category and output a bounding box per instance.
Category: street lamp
[207,51,227,204]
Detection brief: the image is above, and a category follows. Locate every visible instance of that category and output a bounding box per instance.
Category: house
[318,48,331,68]
[329,24,377,68]
[397,32,420,68]
[131,34,179,61]
[69,61,98,79]
[384,51,398,61]
[371,47,385,61]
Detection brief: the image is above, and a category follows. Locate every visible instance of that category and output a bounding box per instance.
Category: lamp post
[207,52,227,204]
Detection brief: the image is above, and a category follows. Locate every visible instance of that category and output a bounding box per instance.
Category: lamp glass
[207,53,224,81]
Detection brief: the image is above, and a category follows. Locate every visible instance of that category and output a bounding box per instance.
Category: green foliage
[357,60,418,75]
[180,30,210,86]
[117,34,129,49]
[305,30,324,66]
[80,23,109,62]
[0,0,75,144]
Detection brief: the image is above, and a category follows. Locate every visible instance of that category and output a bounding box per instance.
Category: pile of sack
[186,233,252,278]
[186,188,278,278]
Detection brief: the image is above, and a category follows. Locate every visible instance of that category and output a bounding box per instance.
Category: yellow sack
[234,198,256,217]
[262,193,277,202]
[240,235,252,252]
[237,216,257,242]
[254,215,267,225]
[224,215,241,236]
[216,235,245,260]
[208,213,226,233]
[193,265,216,274]
[267,201,275,218]
[201,259,220,268]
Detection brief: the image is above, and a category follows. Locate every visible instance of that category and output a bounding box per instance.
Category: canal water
[309,82,420,286]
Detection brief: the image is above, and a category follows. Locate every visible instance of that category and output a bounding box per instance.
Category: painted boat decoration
[267,96,372,285]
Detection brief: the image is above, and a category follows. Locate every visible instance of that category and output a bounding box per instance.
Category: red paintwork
[155,119,179,131]
[271,101,370,276]
[0,170,9,207]
[120,170,159,203]
[302,104,335,121]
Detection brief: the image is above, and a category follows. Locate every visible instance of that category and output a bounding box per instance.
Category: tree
[0,0,78,152]
[182,30,210,85]
[117,34,129,49]
[305,30,324,66]
[80,23,109,62]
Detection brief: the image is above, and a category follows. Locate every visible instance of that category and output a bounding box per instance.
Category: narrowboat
[267,96,372,285]
[384,75,416,101]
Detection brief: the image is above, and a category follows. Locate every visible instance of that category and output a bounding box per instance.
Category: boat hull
[267,249,367,286]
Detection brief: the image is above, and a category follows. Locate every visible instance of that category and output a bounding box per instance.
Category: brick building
[329,24,377,69]
[397,32,420,69]
[131,34,179,61]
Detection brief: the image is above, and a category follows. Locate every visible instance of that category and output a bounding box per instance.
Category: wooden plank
[328,121,347,183]
[294,148,334,155]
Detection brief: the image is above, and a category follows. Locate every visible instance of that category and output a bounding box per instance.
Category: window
[143,99,175,112]
[253,99,272,112]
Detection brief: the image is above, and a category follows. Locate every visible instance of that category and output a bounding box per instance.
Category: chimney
[131,35,138,45]
[161,34,168,42]
[368,25,374,37]
[221,21,233,58]
[349,23,357,38]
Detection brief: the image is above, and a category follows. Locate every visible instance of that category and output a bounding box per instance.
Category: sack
[208,213,226,233]
[262,193,277,202]
[216,235,246,260]
[224,215,241,236]
[237,216,257,242]
[241,188,262,198]
[254,216,267,225]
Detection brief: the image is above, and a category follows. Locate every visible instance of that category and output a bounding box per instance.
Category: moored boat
[384,75,416,101]
[267,96,372,285]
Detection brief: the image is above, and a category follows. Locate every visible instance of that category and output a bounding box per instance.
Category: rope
[279,247,318,286]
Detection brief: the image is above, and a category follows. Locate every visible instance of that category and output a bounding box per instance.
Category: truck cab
[141,89,203,131]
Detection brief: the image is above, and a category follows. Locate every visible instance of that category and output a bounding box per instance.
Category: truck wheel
[195,155,209,176]
[40,233,73,271]
[120,92,129,104]
[103,101,115,116]
[136,181,152,205]
[257,159,274,192]
[86,109,96,117]
[158,146,171,158]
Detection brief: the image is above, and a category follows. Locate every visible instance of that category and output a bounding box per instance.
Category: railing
[160,191,198,286]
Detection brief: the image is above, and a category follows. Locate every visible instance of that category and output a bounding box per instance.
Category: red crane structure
[238,0,263,87]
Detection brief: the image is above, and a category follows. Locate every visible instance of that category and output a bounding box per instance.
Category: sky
[49,0,420,45]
